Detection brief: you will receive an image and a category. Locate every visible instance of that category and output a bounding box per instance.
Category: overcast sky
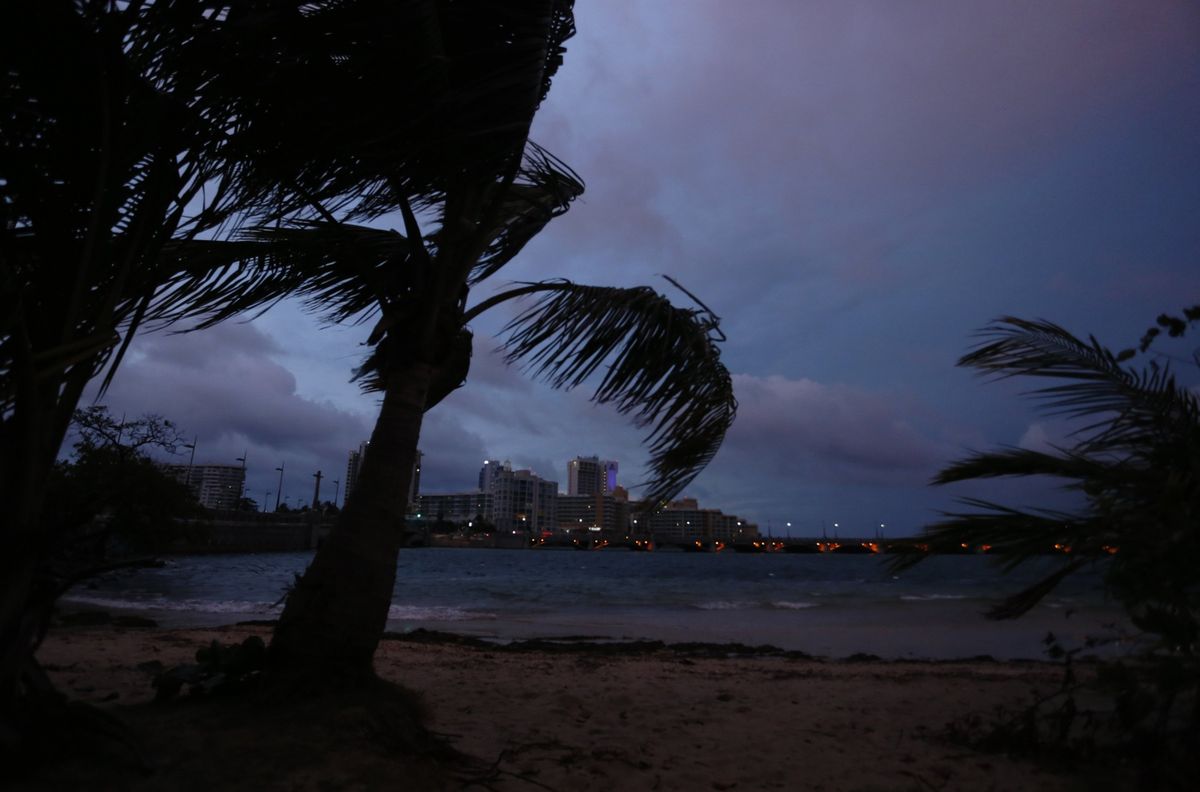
[94,1,1199,537]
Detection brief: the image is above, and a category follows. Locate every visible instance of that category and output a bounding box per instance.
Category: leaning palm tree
[897,315,1200,653]
[163,4,737,678]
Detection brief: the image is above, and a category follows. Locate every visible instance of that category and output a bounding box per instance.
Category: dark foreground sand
[20,623,1134,791]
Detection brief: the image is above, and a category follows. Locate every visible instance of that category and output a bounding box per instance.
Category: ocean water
[64,548,1132,660]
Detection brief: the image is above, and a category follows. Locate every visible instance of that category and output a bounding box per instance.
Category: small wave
[693,600,752,611]
[770,601,817,610]
[386,604,494,621]
[899,594,967,602]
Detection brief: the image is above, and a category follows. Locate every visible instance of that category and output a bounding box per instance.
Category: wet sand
[21,622,1132,791]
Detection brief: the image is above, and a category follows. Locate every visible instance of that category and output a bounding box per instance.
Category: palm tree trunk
[0,339,90,748]
[269,359,433,678]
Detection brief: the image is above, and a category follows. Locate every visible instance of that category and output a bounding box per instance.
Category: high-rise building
[478,458,505,493]
[567,456,618,496]
[162,463,245,511]
[479,460,557,533]
[345,442,421,507]
[344,441,369,502]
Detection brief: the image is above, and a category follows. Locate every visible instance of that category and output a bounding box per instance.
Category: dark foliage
[900,307,1200,783]
[46,407,203,555]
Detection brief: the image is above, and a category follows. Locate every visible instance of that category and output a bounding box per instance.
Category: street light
[263,491,271,513]
[275,462,285,511]
[332,478,341,508]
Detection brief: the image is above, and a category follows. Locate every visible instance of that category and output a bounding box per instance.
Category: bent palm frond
[911,315,1200,624]
[150,222,418,330]
[485,280,737,507]
[962,317,1200,453]
[467,142,585,285]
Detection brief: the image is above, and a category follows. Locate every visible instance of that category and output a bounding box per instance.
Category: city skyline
[85,1,1199,537]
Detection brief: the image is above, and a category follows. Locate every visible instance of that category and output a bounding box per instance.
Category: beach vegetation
[46,406,203,555]
[899,306,1200,783]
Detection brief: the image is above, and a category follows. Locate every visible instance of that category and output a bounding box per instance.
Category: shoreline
[27,621,1126,790]
[57,594,1136,664]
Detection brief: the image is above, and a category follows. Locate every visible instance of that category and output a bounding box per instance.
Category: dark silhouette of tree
[897,308,1200,780]
[45,407,201,558]
[165,1,737,679]
[0,2,263,751]
[898,311,1198,635]
[3,0,479,752]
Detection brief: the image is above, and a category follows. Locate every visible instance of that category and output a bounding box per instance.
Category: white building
[162,463,244,511]
[480,460,558,534]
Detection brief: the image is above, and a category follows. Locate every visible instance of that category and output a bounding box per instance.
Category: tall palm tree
[897,316,1199,653]
[164,4,738,677]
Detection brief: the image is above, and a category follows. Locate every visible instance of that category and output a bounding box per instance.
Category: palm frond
[962,317,1200,453]
[488,280,736,506]
[149,222,417,330]
[985,559,1088,620]
[193,0,580,225]
[934,446,1122,486]
[467,142,584,285]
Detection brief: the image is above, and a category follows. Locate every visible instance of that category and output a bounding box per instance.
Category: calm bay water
[64,548,1131,660]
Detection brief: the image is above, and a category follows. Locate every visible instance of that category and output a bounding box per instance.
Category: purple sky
[94,1,1199,536]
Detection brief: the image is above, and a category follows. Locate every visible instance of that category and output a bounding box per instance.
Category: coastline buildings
[421,460,557,534]
[557,486,630,534]
[480,460,558,533]
[162,463,244,511]
[640,497,756,543]
[567,456,618,496]
[417,491,493,526]
[417,451,757,544]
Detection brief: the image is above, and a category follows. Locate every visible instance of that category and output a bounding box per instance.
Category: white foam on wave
[62,594,279,614]
[65,595,493,622]
[386,604,494,621]
[771,601,818,610]
[899,594,967,602]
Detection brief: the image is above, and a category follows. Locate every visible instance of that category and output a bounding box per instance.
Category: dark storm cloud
[83,1,1199,529]
[90,323,372,507]
[722,374,949,480]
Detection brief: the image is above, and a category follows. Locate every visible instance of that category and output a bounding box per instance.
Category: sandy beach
[16,621,1135,791]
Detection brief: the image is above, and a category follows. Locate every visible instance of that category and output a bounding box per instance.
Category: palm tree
[163,4,738,677]
[0,2,264,745]
[897,315,1199,653]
